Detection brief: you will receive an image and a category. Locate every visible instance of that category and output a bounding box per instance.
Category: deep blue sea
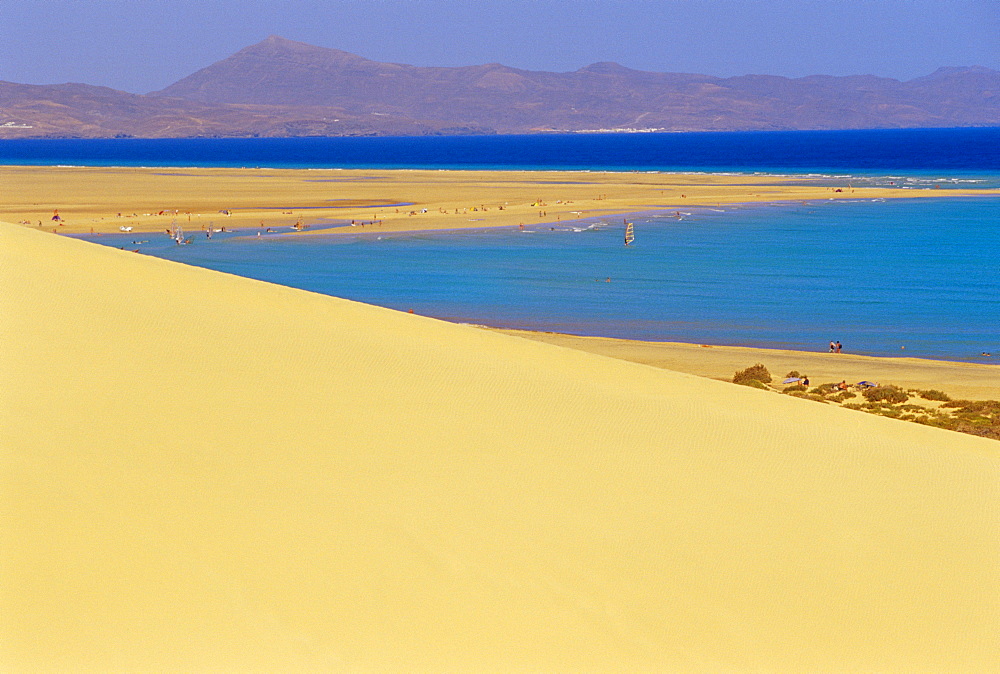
[10,129,997,362]
[4,127,1000,174]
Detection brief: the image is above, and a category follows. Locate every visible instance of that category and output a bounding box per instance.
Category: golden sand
[3,164,997,236]
[497,330,1000,401]
[2,220,998,671]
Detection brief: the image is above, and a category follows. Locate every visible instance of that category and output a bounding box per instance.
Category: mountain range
[2,35,998,138]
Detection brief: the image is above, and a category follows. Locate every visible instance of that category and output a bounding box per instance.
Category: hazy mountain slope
[0,79,484,138]
[3,35,997,138]
[152,36,1000,132]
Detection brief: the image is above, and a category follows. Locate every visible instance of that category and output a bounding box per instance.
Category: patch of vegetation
[786,391,827,403]
[863,386,909,404]
[733,363,772,386]
[914,416,958,431]
[828,391,856,403]
[918,389,951,402]
[810,383,841,396]
[942,399,1000,416]
[728,363,999,442]
[941,401,1000,439]
[956,423,1000,441]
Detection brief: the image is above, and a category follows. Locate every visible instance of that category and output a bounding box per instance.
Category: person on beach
[836,341,843,353]
[830,341,836,353]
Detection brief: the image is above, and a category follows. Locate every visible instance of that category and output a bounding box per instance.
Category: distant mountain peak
[577,62,637,75]
[238,35,368,62]
[263,34,298,44]
[252,35,327,50]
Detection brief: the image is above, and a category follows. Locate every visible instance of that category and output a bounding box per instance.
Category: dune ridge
[2,221,998,671]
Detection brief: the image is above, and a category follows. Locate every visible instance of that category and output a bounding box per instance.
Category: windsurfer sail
[624,220,634,246]
[170,220,187,245]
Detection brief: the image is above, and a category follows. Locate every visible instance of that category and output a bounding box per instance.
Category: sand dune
[2,222,998,671]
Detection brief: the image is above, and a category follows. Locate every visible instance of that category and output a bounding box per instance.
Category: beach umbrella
[856,381,878,388]
[782,377,802,384]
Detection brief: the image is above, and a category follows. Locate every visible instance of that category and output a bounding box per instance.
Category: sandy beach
[3,210,999,670]
[497,329,1000,400]
[3,164,998,236]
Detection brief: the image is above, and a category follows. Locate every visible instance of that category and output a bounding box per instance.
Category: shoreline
[5,163,997,377]
[4,164,998,236]
[492,328,1000,401]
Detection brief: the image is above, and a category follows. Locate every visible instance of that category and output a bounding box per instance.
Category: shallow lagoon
[89,196,1000,363]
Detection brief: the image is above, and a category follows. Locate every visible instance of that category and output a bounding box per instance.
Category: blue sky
[1,0,997,93]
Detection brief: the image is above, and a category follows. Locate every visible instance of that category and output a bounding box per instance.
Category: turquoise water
[87,196,999,362]
[16,130,996,362]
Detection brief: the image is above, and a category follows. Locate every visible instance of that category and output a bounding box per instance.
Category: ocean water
[86,197,998,362]
[3,127,1000,176]
[10,129,997,362]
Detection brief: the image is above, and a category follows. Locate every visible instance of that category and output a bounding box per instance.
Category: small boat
[624,220,634,246]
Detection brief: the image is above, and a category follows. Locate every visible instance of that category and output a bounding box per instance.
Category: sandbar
[3,164,997,235]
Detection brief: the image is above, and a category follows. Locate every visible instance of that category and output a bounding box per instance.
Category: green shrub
[943,400,1000,415]
[788,391,827,403]
[839,392,1000,442]
[829,391,857,402]
[954,423,1000,440]
[783,384,807,393]
[916,416,957,430]
[733,363,771,385]
[785,371,801,379]
[918,389,951,402]
[737,379,769,390]
[863,386,908,404]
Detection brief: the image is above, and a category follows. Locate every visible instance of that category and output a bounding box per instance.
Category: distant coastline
[1,37,997,139]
